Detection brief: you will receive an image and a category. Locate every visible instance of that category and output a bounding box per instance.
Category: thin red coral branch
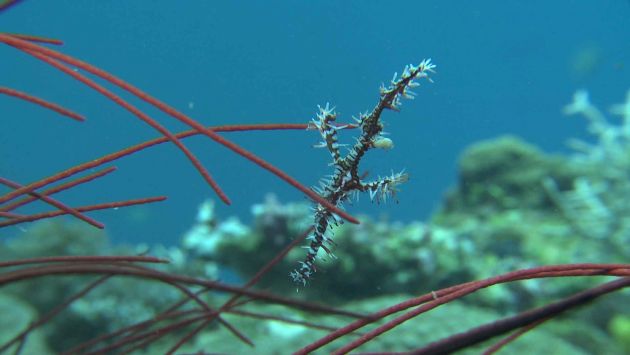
[124,311,254,354]
[0,0,22,13]
[0,123,348,214]
[0,33,359,223]
[93,313,210,354]
[0,176,104,228]
[0,261,364,353]
[0,32,63,45]
[1,166,117,213]
[21,47,232,205]
[416,277,630,354]
[0,124,320,221]
[120,267,255,349]
[228,309,344,333]
[298,263,630,354]
[0,255,167,354]
[0,211,22,218]
[165,226,315,353]
[0,259,251,352]
[75,227,315,353]
[332,266,630,354]
[66,306,217,354]
[63,309,184,354]
[482,320,546,355]
[0,275,111,354]
[0,86,84,121]
[0,255,168,268]
[0,196,166,228]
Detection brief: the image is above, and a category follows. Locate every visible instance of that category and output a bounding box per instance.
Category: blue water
[1,1,629,245]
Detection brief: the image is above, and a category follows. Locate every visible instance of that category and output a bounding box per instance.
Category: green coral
[439,135,578,217]
[609,314,630,353]
[0,293,52,354]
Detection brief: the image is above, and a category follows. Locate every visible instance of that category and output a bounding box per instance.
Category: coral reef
[170,90,630,352]
[0,293,52,354]
[2,11,628,350]
[546,90,630,252]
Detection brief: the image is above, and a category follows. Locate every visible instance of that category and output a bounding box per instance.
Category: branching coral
[545,90,630,251]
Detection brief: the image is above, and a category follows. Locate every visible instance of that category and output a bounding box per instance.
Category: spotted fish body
[291,60,436,286]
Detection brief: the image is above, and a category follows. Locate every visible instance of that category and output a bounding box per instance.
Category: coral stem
[0,33,357,223]
[0,176,104,229]
[0,86,84,121]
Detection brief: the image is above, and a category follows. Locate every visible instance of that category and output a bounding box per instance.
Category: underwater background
[2,1,630,354]
[2,1,628,245]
